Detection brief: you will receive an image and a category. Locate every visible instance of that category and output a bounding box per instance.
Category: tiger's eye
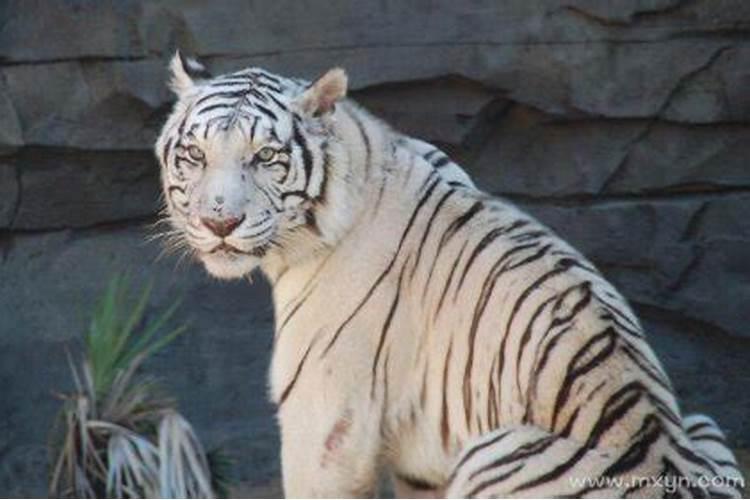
[186,145,205,162]
[256,147,276,162]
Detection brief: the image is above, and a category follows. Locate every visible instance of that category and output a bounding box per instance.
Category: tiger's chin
[200,251,261,280]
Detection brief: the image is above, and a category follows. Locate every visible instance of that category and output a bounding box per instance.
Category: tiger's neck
[263,101,441,322]
[261,100,404,282]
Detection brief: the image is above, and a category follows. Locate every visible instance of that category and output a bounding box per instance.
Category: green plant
[50,274,229,498]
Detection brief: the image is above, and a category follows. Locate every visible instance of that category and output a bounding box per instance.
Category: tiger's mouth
[207,242,269,258]
[197,241,266,279]
[209,242,242,255]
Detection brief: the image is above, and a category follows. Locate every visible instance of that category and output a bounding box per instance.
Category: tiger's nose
[201,214,245,237]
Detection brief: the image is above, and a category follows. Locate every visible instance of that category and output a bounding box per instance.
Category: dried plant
[49,275,229,498]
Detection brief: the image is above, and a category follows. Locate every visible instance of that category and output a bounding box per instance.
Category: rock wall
[1,1,749,496]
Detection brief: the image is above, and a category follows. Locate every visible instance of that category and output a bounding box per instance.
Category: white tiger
[155,52,744,498]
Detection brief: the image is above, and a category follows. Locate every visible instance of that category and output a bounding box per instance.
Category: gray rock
[468,106,647,196]
[663,46,750,124]
[0,164,18,228]
[0,0,146,62]
[560,0,685,24]
[0,78,23,151]
[464,105,750,197]
[603,123,750,193]
[0,60,169,151]
[5,1,747,62]
[666,236,750,339]
[353,77,503,146]
[11,150,160,230]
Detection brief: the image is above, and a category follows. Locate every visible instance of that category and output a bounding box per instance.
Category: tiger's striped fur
[156,53,744,498]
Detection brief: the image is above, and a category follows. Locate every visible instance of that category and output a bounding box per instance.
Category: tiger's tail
[683,413,744,497]
[445,420,744,498]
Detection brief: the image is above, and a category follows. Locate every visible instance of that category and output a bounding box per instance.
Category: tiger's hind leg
[444,425,659,498]
[683,414,745,497]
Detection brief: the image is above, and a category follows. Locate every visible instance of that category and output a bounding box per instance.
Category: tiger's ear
[295,68,348,117]
[169,50,212,97]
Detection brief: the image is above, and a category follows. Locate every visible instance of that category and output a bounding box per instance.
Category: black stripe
[255,81,283,93]
[425,201,489,306]
[278,338,317,405]
[596,293,640,330]
[249,116,260,141]
[558,406,581,437]
[177,114,189,138]
[468,435,558,482]
[409,188,456,281]
[292,121,314,192]
[195,90,248,107]
[510,229,548,243]
[529,325,571,393]
[348,109,371,176]
[196,102,233,115]
[433,240,468,323]
[255,102,278,120]
[599,416,663,478]
[208,79,251,88]
[690,433,727,445]
[424,148,439,160]
[513,293,562,400]
[686,420,714,434]
[467,463,524,498]
[433,155,451,168]
[322,176,442,355]
[267,92,288,111]
[280,190,310,202]
[448,430,514,484]
[438,201,484,249]
[161,137,172,167]
[371,261,409,398]
[713,458,740,469]
[441,340,454,451]
[454,240,542,303]
[513,442,591,494]
[247,87,269,103]
[487,359,498,428]
[551,328,619,432]
[668,435,720,476]
[316,141,331,204]
[454,220,530,295]
[495,257,579,389]
[589,382,649,445]
[621,343,673,392]
[276,252,335,336]
[277,290,313,335]
[520,282,593,400]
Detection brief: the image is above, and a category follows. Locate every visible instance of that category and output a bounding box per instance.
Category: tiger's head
[155,53,356,279]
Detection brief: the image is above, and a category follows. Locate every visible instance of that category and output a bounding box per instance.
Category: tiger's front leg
[277,371,384,498]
